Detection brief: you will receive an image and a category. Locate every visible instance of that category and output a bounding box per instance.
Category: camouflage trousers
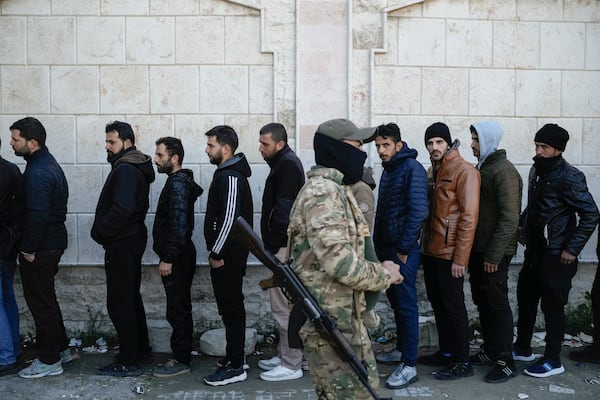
[303,334,379,400]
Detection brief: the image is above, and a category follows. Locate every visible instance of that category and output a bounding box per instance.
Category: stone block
[375,17,397,66]
[487,117,537,164]
[199,0,258,17]
[562,71,600,117]
[564,0,600,22]
[51,67,99,114]
[423,0,469,18]
[62,215,78,265]
[517,0,562,21]
[1,66,50,113]
[100,0,149,16]
[447,19,492,67]
[28,17,75,64]
[200,328,257,357]
[176,16,225,64]
[493,21,539,68]
[75,116,116,164]
[540,23,585,69]
[582,118,600,164]
[100,66,150,114]
[200,66,248,114]
[1,0,50,15]
[373,67,421,115]
[37,116,76,164]
[249,66,274,114]
[225,16,272,65]
[470,0,516,19]
[150,0,198,15]
[52,0,100,15]
[77,17,125,64]
[126,17,175,64]
[422,68,468,115]
[397,18,445,66]
[586,23,600,69]
[469,69,515,116]
[174,115,223,164]
[125,115,175,155]
[150,66,199,113]
[63,165,103,213]
[0,17,26,64]
[515,70,561,117]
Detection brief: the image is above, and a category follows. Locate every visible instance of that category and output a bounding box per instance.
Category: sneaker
[417,351,453,367]
[258,355,281,371]
[386,363,418,389]
[469,350,494,366]
[434,362,474,381]
[523,357,564,378]
[204,362,247,386]
[97,362,142,377]
[260,365,303,381]
[153,359,191,378]
[512,345,539,362]
[217,357,250,370]
[569,346,600,364]
[376,349,403,365]
[18,359,63,379]
[484,360,516,383]
[60,349,80,365]
[0,363,19,377]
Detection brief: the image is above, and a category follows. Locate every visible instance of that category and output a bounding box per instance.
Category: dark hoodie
[152,169,203,263]
[204,153,253,260]
[91,146,155,247]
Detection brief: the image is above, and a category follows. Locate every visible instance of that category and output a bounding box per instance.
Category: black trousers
[423,255,470,362]
[19,249,68,365]
[515,250,577,361]
[592,262,600,350]
[210,249,248,368]
[104,236,151,366]
[162,242,196,365]
[468,252,514,361]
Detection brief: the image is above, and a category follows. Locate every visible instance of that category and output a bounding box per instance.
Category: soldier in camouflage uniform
[288,119,403,400]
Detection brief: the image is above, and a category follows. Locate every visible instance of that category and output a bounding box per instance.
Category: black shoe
[569,346,600,365]
[469,350,494,366]
[434,362,474,380]
[204,362,247,386]
[217,357,250,370]
[98,362,142,377]
[417,351,453,367]
[0,362,18,377]
[484,360,516,383]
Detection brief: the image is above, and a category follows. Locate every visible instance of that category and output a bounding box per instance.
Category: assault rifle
[235,216,390,400]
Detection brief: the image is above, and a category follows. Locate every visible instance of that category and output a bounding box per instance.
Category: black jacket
[522,156,599,256]
[204,153,253,260]
[260,145,304,252]
[91,147,155,248]
[153,169,203,263]
[0,156,23,258]
[20,147,68,253]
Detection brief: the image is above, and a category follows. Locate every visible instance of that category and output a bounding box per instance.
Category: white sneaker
[386,363,418,389]
[260,365,303,381]
[258,356,281,371]
[18,358,63,379]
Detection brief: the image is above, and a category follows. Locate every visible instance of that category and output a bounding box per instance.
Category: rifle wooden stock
[234,216,390,400]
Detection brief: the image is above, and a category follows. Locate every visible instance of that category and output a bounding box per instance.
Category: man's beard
[14,147,30,157]
[209,153,222,165]
[157,160,173,174]
[106,149,124,164]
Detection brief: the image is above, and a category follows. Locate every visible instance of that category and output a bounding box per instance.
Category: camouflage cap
[316,119,377,143]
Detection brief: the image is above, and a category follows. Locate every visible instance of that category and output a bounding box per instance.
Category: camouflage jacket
[288,166,392,345]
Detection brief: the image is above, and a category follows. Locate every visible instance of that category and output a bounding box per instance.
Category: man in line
[419,122,480,380]
[288,118,403,399]
[151,137,203,378]
[468,121,522,383]
[514,123,599,377]
[9,117,71,378]
[0,137,23,376]
[91,121,155,377]
[203,125,253,386]
[373,123,428,389]
[256,123,305,382]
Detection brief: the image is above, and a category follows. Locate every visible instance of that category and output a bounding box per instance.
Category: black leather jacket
[521,156,599,256]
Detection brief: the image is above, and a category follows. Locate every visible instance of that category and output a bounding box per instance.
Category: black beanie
[534,123,569,151]
[424,122,452,146]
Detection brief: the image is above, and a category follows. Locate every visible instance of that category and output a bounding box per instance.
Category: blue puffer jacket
[373,143,428,258]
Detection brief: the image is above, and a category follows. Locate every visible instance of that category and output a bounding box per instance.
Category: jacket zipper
[444,219,449,244]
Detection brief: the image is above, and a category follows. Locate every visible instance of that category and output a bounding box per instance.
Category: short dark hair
[105,121,135,145]
[205,125,238,153]
[376,123,401,143]
[9,117,47,147]
[260,122,288,144]
[156,136,184,164]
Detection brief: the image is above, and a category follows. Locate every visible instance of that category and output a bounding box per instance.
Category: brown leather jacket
[422,143,480,266]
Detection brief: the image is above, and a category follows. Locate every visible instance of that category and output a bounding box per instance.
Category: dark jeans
[423,255,469,363]
[162,242,196,365]
[19,249,67,365]
[592,262,600,350]
[515,250,577,361]
[469,252,514,361]
[104,236,151,366]
[383,244,420,366]
[210,249,248,368]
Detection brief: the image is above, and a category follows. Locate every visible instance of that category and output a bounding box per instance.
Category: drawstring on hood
[471,121,503,169]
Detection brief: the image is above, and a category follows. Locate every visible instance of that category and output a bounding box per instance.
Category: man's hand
[397,253,408,265]
[484,261,498,273]
[382,260,404,285]
[158,261,173,277]
[209,257,225,268]
[560,250,576,265]
[21,252,35,263]
[451,262,466,278]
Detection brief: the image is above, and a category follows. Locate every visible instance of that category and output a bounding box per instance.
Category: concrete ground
[1,343,599,400]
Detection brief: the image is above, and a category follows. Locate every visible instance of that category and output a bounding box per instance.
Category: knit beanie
[534,123,569,151]
[424,122,452,146]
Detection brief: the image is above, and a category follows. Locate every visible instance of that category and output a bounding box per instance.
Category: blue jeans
[0,258,19,365]
[383,244,420,366]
